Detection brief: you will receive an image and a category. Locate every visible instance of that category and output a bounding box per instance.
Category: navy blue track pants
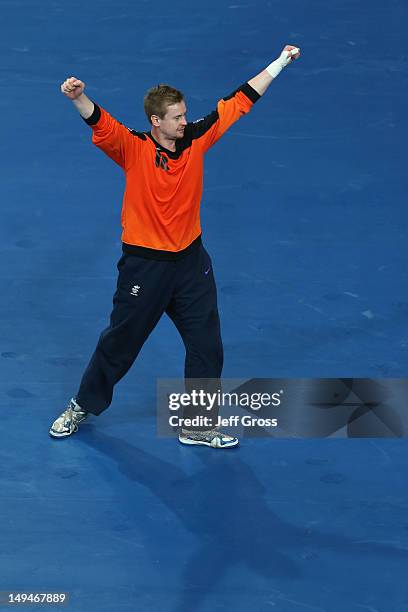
[75,241,223,422]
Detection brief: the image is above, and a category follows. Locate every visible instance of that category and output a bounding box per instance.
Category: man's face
[153,101,187,140]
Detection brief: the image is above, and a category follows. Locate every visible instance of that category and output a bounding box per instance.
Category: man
[49,45,301,448]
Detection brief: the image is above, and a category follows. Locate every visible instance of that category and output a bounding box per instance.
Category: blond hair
[144,84,184,124]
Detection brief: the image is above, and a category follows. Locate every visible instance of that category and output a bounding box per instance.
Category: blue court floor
[1,0,407,610]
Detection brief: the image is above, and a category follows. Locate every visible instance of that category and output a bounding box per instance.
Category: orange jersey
[84,83,260,253]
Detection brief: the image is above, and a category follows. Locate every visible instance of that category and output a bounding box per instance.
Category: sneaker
[49,398,88,438]
[179,428,239,448]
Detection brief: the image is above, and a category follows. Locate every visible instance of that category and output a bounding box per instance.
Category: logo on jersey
[130,284,141,297]
[155,148,169,172]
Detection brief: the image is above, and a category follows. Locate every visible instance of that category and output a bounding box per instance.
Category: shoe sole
[49,425,79,439]
[178,436,239,448]
[49,430,75,438]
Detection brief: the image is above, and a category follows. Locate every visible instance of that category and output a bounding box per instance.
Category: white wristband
[266,48,299,79]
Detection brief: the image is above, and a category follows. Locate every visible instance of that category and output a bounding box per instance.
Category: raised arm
[61,76,94,118]
[60,76,138,170]
[191,44,301,151]
[248,45,301,95]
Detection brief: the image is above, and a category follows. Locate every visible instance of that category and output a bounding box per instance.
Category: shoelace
[60,406,84,429]
[61,407,74,429]
[182,428,232,441]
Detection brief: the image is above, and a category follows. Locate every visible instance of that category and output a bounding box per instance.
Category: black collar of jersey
[145,130,192,160]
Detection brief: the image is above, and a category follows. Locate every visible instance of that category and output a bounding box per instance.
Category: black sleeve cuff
[82,102,101,125]
[223,83,261,104]
[240,82,261,103]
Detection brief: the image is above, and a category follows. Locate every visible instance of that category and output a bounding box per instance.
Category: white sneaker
[49,398,88,438]
[179,428,239,448]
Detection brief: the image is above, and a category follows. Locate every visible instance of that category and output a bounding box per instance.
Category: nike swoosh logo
[204,268,211,275]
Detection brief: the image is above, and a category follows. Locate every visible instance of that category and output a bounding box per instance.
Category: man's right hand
[61,76,85,99]
[61,76,94,119]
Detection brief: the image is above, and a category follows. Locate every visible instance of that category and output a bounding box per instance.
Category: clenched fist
[61,77,85,99]
[282,44,301,61]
